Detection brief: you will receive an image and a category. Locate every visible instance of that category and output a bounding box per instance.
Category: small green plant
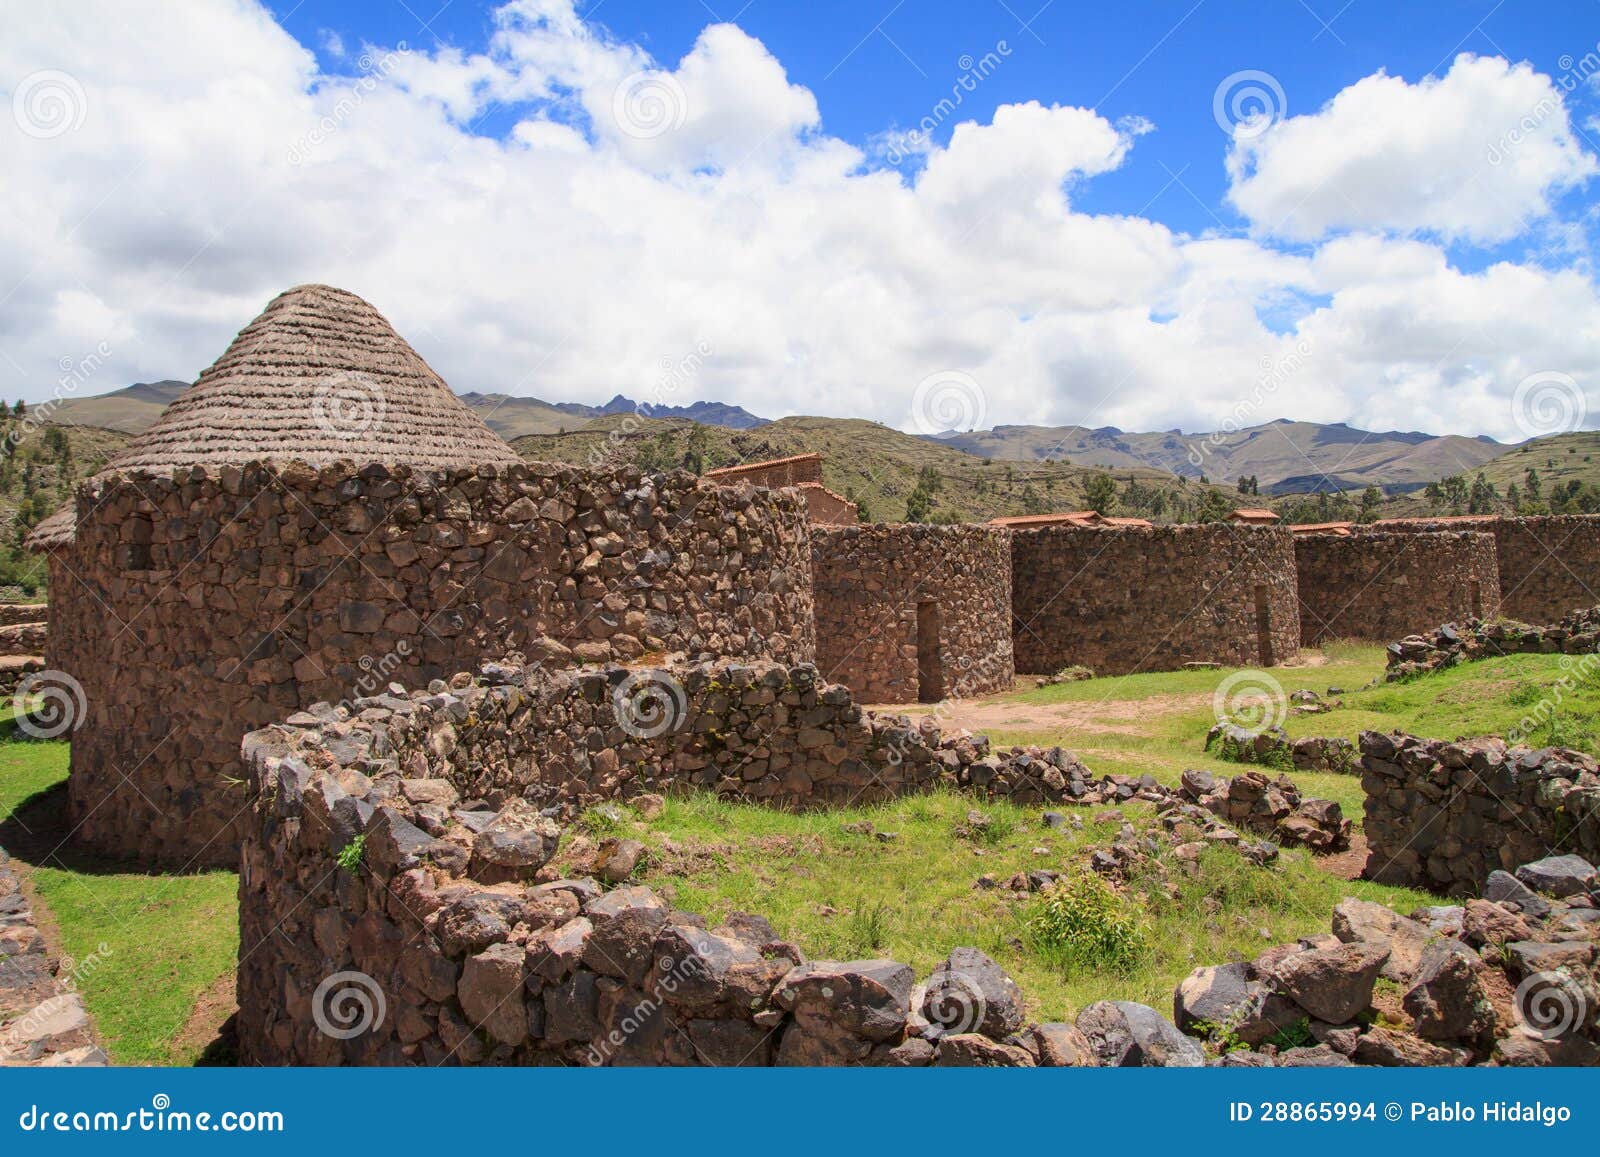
[579,802,630,836]
[956,812,1015,847]
[1025,870,1150,977]
[336,834,367,874]
[1263,1016,1315,1051]
[838,899,892,956]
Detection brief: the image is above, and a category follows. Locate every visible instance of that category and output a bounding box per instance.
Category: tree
[1359,485,1382,522]
[1083,472,1118,516]
[1468,472,1497,514]
[682,424,711,474]
[1196,489,1232,523]
[1423,480,1443,510]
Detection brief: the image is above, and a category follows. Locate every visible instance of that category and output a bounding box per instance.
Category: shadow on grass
[0,777,218,879]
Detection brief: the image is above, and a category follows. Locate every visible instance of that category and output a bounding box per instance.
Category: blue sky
[272,0,1599,268]
[5,0,1598,440]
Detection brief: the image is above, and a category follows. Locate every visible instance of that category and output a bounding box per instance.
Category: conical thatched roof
[26,284,520,553]
[109,284,520,472]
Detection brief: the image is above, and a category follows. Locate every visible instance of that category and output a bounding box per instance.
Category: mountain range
[43,381,1513,495]
[932,420,1507,494]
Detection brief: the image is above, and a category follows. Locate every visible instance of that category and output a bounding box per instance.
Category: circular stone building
[28,285,815,866]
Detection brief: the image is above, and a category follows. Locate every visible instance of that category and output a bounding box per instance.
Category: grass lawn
[0,735,238,1065]
[623,790,1437,1023]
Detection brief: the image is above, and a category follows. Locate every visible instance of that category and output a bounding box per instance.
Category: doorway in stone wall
[916,601,944,703]
[1254,585,1274,667]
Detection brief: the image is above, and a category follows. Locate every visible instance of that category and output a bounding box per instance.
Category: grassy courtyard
[0,733,237,1065]
[2,640,1595,1061]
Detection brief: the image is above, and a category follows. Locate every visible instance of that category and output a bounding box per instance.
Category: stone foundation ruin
[1294,530,1501,646]
[1360,730,1600,896]
[1376,515,1600,624]
[810,524,1014,703]
[1010,523,1300,676]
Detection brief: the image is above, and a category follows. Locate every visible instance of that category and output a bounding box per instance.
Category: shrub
[1025,870,1150,976]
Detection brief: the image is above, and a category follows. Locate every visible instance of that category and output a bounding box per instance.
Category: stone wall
[1010,524,1300,676]
[1386,605,1600,681]
[811,524,1014,703]
[0,847,105,1066]
[704,453,822,490]
[1377,516,1600,624]
[235,657,1099,1065]
[1294,531,1501,646]
[50,461,815,867]
[1360,730,1600,894]
[794,483,858,527]
[0,603,47,659]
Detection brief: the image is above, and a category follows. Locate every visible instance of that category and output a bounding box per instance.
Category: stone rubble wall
[50,461,815,868]
[811,524,1014,703]
[1385,605,1600,680]
[1010,524,1300,676]
[236,658,1097,1065]
[1377,516,1600,624]
[0,603,47,628]
[1360,730,1600,894]
[0,848,106,1067]
[1294,531,1501,646]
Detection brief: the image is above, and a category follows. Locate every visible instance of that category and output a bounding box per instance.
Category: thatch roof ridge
[24,284,521,553]
[105,283,520,474]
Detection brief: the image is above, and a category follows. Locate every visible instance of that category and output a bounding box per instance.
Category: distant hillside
[48,381,768,438]
[935,419,1507,495]
[0,416,132,592]
[49,380,186,432]
[513,415,1247,525]
[1359,430,1600,520]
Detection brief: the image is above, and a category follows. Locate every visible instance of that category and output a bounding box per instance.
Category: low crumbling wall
[811,524,1013,703]
[51,461,815,867]
[236,657,1096,1065]
[0,847,104,1066]
[1010,524,1299,676]
[1378,516,1600,623]
[1386,605,1600,680]
[1295,531,1501,646]
[1360,730,1600,894]
[0,603,47,659]
[235,655,1371,1066]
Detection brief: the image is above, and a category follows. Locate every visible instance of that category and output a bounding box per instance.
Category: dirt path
[878,690,1217,737]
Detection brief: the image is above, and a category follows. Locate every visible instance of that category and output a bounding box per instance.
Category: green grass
[0,737,238,1065]
[630,789,1436,1021]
